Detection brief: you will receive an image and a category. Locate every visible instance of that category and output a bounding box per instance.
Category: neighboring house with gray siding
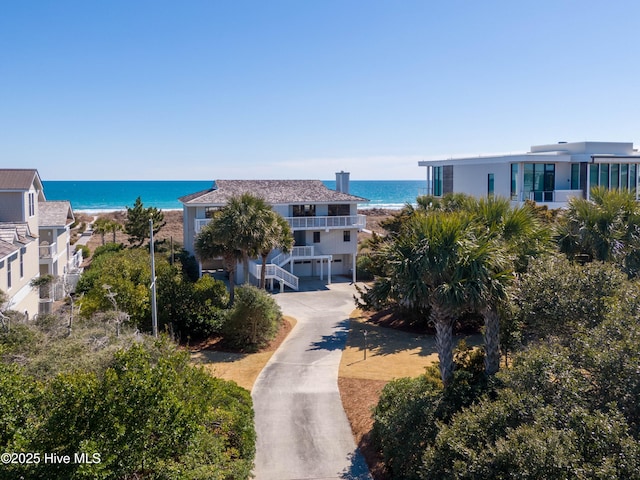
[180,172,368,289]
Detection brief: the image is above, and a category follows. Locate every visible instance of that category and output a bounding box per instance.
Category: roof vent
[558,141,567,144]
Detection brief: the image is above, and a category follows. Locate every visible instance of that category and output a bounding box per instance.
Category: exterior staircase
[249,261,299,291]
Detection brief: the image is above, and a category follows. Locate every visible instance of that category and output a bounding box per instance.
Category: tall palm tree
[93,217,110,246]
[194,210,244,305]
[222,193,275,284]
[256,211,293,289]
[387,211,510,386]
[465,196,550,375]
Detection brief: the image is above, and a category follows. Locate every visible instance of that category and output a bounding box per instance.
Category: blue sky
[1,0,639,180]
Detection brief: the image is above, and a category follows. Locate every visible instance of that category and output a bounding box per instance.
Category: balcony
[526,190,584,203]
[195,215,366,234]
[39,242,57,259]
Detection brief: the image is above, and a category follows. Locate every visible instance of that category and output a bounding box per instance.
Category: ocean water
[42,179,426,212]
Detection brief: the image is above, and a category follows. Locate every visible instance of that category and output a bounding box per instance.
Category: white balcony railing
[195,214,366,234]
[249,262,299,291]
[526,189,583,203]
[39,243,57,259]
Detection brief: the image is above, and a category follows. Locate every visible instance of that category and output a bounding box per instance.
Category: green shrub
[92,242,123,258]
[356,254,375,281]
[75,244,90,259]
[223,285,282,351]
[2,340,256,480]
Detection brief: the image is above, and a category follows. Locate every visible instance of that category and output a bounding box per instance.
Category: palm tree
[222,194,274,284]
[195,211,243,305]
[387,211,510,386]
[93,217,110,246]
[557,187,640,270]
[464,196,550,375]
[256,210,293,289]
[107,219,122,243]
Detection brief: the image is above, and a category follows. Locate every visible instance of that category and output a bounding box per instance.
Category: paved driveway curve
[252,280,372,480]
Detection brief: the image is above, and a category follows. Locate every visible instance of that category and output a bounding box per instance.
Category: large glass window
[621,164,629,190]
[630,164,637,191]
[433,167,443,196]
[510,164,518,199]
[590,164,599,189]
[523,163,555,201]
[600,164,609,188]
[292,205,316,217]
[328,204,350,216]
[611,164,620,189]
[487,174,495,196]
[571,164,580,190]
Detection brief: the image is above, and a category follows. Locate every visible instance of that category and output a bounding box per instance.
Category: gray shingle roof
[0,223,34,258]
[0,169,41,191]
[39,201,74,227]
[179,180,368,205]
[0,239,17,259]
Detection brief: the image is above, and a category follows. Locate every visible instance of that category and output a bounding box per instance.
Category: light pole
[150,218,158,337]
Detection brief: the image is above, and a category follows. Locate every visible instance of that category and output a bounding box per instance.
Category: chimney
[335,171,350,194]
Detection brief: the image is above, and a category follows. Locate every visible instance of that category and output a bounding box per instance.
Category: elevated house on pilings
[179,172,368,290]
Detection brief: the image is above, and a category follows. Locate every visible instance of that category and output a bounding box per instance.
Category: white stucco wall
[453,163,511,198]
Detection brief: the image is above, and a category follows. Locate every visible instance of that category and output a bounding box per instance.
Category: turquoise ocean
[42,180,426,213]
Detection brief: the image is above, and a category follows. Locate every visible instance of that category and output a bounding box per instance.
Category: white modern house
[179,172,368,290]
[0,169,81,318]
[419,141,640,209]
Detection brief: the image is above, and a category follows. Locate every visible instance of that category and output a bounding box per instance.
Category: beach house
[419,141,640,209]
[0,169,81,318]
[179,172,368,290]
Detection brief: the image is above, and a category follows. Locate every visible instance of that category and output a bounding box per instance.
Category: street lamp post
[150,218,158,337]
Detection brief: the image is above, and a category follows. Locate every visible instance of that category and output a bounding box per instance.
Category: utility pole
[150,218,158,337]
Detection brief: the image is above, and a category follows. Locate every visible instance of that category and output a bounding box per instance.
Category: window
[589,164,599,189]
[20,248,25,278]
[328,204,350,216]
[28,193,35,216]
[510,164,518,199]
[611,164,620,189]
[293,205,316,217]
[523,163,555,201]
[433,166,443,196]
[313,231,320,243]
[487,174,495,196]
[343,231,351,242]
[7,256,12,289]
[600,164,609,188]
[571,164,580,190]
[621,164,629,190]
[630,164,637,191]
[204,206,221,218]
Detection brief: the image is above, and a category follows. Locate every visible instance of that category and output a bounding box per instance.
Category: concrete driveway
[252,279,372,480]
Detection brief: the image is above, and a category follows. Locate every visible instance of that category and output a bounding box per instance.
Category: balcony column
[352,254,357,283]
[328,258,332,285]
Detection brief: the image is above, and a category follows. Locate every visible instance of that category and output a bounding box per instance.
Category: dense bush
[373,273,640,479]
[0,340,256,480]
[75,243,90,259]
[159,274,228,340]
[223,285,282,351]
[513,254,634,341]
[372,343,487,480]
[92,242,124,258]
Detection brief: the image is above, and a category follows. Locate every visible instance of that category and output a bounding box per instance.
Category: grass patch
[190,316,296,391]
[338,310,482,480]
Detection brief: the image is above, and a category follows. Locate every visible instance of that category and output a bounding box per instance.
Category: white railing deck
[250,262,299,291]
[195,215,366,234]
[270,246,316,266]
